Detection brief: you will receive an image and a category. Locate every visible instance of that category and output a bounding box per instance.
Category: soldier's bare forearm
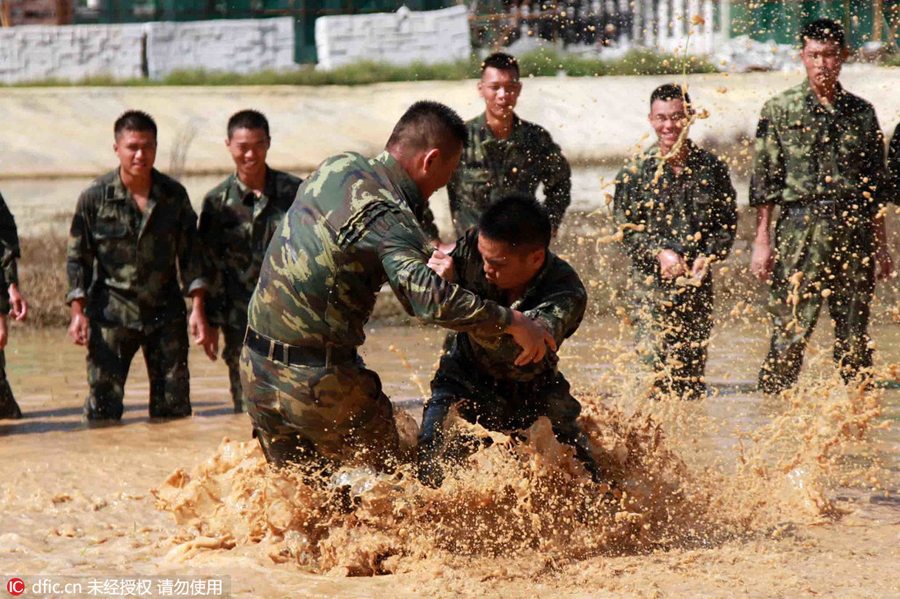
[70,298,86,316]
[754,204,774,243]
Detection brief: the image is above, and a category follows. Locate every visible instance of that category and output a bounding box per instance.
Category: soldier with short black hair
[750,19,893,393]
[198,110,302,412]
[417,194,599,486]
[241,101,557,472]
[614,83,737,400]
[66,110,213,421]
[422,52,571,248]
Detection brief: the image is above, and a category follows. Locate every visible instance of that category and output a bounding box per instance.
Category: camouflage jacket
[614,140,737,275]
[246,151,513,350]
[66,169,205,330]
[440,227,587,383]
[750,80,885,214]
[0,191,20,315]
[198,168,302,329]
[422,113,572,239]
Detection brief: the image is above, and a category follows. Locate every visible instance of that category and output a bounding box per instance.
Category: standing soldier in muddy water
[241,101,556,472]
[198,110,302,413]
[66,111,214,422]
[421,52,572,250]
[613,84,737,401]
[0,191,28,419]
[750,19,893,394]
[417,194,601,486]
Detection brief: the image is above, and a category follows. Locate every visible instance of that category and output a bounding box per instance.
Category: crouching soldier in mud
[613,84,737,401]
[66,111,214,422]
[417,194,601,487]
[198,110,303,413]
[0,190,28,420]
[241,101,556,473]
[750,19,893,394]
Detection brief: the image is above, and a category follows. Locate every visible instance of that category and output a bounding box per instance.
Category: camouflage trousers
[240,344,401,472]
[759,204,875,394]
[417,364,599,486]
[84,318,191,420]
[221,324,246,412]
[628,271,714,400]
[0,351,22,419]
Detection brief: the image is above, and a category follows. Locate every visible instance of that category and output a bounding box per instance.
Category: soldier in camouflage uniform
[198,110,302,413]
[421,52,571,247]
[67,111,213,421]
[614,84,737,400]
[241,101,557,472]
[750,20,893,394]
[0,191,28,420]
[417,194,600,486]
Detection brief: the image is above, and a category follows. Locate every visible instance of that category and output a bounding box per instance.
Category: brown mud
[1,319,899,597]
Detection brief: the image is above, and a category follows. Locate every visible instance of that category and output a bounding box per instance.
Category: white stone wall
[145,18,296,80]
[0,18,296,84]
[315,5,470,71]
[0,24,145,84]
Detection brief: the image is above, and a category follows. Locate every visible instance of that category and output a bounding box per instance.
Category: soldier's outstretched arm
[377,216,554,362]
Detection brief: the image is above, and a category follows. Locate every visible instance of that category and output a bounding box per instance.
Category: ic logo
[6,578,25,596]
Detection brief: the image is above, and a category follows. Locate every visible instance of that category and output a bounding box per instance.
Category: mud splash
[153,376,885,579]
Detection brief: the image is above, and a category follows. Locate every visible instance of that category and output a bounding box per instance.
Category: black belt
[244,328,358,367]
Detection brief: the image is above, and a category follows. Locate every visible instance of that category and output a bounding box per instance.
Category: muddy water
[1,316,899,597]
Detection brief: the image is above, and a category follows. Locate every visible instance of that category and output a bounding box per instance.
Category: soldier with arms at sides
[750,19,893,394]
[66,111,214,422]
[198,110,303,413]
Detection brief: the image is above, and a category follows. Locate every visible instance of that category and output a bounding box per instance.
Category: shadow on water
[0,399,241,436]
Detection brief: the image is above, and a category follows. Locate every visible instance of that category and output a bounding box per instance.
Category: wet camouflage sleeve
[750,99,785,207]
[376,208,513,332]
[702,159,738,261]
[536,129,572,230]
[65,190,96,305]
[197,190,228,325]
[0,192,19,314]
[176,197,205,296]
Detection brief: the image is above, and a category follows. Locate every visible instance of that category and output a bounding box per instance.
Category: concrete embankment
[3,65,900,180]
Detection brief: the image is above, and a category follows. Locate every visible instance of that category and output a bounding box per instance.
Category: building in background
[70,0,454,63]
[1,0,72,26]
